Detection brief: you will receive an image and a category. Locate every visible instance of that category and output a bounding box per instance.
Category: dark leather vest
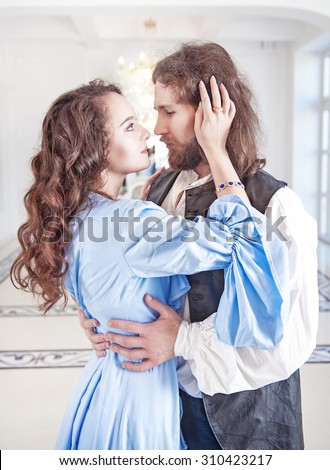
[147,168,304,450]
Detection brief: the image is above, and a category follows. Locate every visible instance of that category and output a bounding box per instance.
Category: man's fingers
[85,329,107,344]
[107,319,145,335]
[105,332,142,349]
[122,359,155,372]
[80,317,98,330]
[144,294,171,317]
[76,307,99,330]
[95,350,107,358]
[92,340,111,351]
[109,343,146,361]
[76,307,87,323]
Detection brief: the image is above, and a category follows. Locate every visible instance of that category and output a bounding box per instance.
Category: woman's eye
[127,122,135,131]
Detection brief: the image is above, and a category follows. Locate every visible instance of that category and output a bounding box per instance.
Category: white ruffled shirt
[161,170,319,396]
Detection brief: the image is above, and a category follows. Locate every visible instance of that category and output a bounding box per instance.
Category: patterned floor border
[0,304,77,317]
[318,271,330,312]
[0,345,329,369]
[0,349,90,369]
[307,344,330,363]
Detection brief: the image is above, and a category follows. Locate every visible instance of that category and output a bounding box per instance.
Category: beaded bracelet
[216,181,245,192]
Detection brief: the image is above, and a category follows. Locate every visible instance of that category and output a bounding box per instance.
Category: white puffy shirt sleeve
[174,186,319,395]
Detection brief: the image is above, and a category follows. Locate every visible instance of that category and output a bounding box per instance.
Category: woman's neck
[98,171,125,200]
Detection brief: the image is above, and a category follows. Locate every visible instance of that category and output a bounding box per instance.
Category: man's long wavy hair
[10,80,122,313]
[153,42,265,178]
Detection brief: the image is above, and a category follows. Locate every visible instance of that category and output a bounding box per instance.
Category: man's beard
[168,138,208,171]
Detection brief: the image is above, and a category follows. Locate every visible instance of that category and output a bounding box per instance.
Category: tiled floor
[0,240,330,450]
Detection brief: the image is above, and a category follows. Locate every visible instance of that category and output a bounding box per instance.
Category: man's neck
[193,161,211,179]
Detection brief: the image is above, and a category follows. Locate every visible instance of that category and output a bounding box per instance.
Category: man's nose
[154,116,167,136]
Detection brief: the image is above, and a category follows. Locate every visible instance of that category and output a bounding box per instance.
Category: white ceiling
[0,1,329,48]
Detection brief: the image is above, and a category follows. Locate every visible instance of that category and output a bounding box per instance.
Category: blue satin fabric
[55,194,289,450]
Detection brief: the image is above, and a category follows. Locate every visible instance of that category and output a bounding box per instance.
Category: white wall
[0,40,85,246]
[223,41,292,182]
[291,48,322,219]
[0,43,19,246]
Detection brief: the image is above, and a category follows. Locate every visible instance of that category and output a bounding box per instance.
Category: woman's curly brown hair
[153,42,265,178]
[10,80,122,313]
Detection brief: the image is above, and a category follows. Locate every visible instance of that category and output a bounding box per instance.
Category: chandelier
[116,18,157,131]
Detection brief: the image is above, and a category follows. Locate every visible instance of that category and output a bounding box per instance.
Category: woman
[11,79,289,449]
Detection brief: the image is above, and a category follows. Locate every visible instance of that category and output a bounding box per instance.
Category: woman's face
[105,92,151,175]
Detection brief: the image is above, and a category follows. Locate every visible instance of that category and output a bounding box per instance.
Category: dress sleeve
[174,187,319,394]
[121,194,290,349]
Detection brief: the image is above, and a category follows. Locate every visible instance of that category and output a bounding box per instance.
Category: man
[78,42,318,449]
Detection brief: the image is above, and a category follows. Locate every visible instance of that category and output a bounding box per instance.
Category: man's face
[153,81,205,170]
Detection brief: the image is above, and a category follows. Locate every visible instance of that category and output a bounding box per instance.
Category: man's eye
[166,111,175,116]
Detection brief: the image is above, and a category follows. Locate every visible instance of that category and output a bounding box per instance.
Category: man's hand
[105,294,183,372]
[77,306,110,357]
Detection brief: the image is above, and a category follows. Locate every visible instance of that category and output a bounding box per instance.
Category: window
[319,51,330,242]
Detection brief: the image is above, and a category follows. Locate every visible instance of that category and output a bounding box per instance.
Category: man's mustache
[160,137,176,145]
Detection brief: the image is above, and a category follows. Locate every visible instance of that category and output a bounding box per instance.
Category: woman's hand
[194,77,249,203]
[194,77,236,159]
[139,167,166,200]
